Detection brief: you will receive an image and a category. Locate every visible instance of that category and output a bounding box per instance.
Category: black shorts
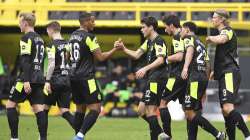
[141,80,166,106]
[218,71,241,106]
[9,82,45,105]
[71,78,101,105]
[184,81,208,111]
[162,77,186,104]
[45,75,71,108]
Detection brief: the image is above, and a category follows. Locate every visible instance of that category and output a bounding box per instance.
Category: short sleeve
[46,45,56,59]
[139,40,148,52]
[220,29,233,41]
[183,37,194,49]
[20,35,32,55]
[172,39,184,53]
[154,40,167,57]
[86,35,100,52]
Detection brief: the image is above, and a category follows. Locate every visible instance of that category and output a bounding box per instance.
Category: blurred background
[0,0,250,121]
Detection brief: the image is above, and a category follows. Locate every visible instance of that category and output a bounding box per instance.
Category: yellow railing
[0,2,250,29]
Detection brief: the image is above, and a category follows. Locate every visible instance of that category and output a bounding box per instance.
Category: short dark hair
[183,21,197,33]
[47,21,61,32]
[162,15,181,28]
[79,12,93,24]
[141,16,158,30]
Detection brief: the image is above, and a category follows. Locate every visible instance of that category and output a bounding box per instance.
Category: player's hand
[209,71,214,80]
[44,82,52,94]
[23,82,31,94]
[181,68,188,80]
[135,68,147,79]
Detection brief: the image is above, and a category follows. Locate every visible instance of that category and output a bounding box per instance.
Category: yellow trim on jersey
[88,79,97,94]
[172,39,184,53]
[154,43,166,57]
[139,40,148,52]
[183,37,194,49]
[20,39,32,55]
[225,73,234,93]
[86,36,100,52]
[150,82,157,94]
[47,45,56,59]
[220,29,233,41]
[166,78,176,92]
[15,82,24,93]
[190,81,198,99]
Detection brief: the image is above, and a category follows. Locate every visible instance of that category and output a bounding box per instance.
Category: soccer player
[161,15,186,138]
[116,16,170,140]
[6,13,47,140]
[44,21,74,130]
[181,21,226,140]
[206,9,250,140]
[69,13,121,140]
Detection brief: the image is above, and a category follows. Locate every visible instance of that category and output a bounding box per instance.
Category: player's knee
[222,103,234,116]
[32,104,44,113]
[159,100,168,109]
[59,108,70,115]
[6,100,17,108]
[185,110,196,121]
[88,104,101,114]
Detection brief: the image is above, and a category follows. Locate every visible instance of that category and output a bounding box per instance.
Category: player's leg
[6,82,27,139]
[185,81,225,140]
[6,100,19,139]
[138,98,149,123]
[74,104,86,134]
[219,72,250,140]
[30,84,48,140]
[159,98,171,138]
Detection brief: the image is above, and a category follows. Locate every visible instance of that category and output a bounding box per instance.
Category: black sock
[187,119,198,140]
[62,111,75,129]
[35,111,48,139]
[228,110,250,137]
[147,115,163,140]
[141,114,149,123]
[192,114,219,137]
[7,108,19,138]
[224,115,235,140]
[159,107,172,137]
[44,109,49,116]
[79,110,99,135]
[74,112,86,134]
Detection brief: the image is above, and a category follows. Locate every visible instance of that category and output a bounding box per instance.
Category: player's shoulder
[183,35,195,46]
[220,26,234,34]
[21,32,43,43]
[155,35,166,45]
[173,32,181,41]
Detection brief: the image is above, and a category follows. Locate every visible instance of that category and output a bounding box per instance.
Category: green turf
[0,115,249,140]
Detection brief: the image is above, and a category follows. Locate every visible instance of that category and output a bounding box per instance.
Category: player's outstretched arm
[181,46,194,80]
[93,47,118,62]
[206,29,232,45]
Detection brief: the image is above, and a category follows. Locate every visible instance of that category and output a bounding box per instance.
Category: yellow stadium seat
[4,0,19,3]
[20,0,35,3]
[52,0,65,3]
[1,10,16,20]
[36,0,51,3]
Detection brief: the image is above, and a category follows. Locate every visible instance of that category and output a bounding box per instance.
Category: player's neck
[24,27,34,34]
[218,24,226,31]
[149,31,158,41]
[79,26,88,32]
[52,33,63,40]
[188,32,195,36]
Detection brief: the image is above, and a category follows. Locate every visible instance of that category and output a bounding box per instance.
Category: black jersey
[169,32,185,79]
[214,26,240,80]
[69,29,100,80]
[19,32,45,83]
[139,35,168,81]
[183,35,208,81]
[47,39,69,76]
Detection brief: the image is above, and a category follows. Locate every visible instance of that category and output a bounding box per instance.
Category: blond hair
[215,9,230,26]
[19,13,36,27]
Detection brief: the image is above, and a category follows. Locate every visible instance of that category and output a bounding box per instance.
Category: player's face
[180,27,188,38]
[86,16,95,31]
[164,24,172,35]
[212,13,222,28]
[46,28,53,38]
[19,17,26,33]
[141,24,152,38]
